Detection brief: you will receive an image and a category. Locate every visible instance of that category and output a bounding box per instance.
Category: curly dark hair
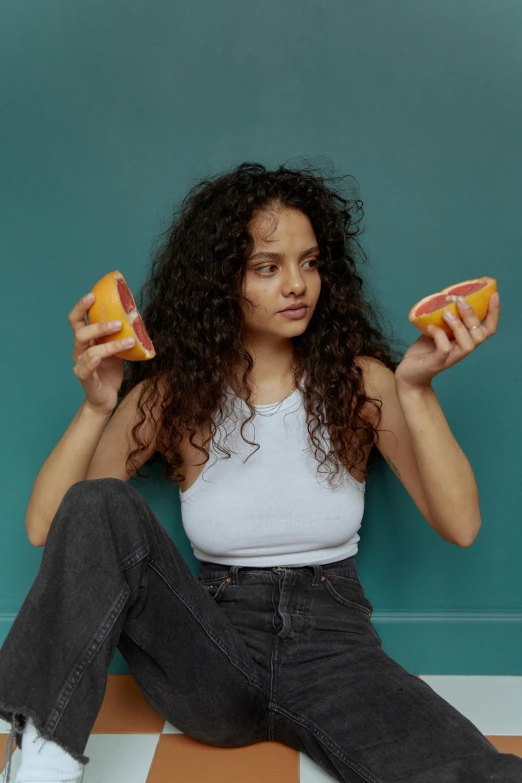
[116,158,408,490]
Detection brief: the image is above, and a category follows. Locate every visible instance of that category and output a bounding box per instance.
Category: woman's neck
[230,365,303,404]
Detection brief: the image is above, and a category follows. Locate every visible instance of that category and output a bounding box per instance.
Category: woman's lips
[279,306,308,319]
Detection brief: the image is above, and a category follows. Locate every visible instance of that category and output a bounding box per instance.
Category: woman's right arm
[25,289,138,547]
[25,402,113,547]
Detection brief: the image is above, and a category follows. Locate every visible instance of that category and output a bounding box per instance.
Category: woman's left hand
[394,293,500,389]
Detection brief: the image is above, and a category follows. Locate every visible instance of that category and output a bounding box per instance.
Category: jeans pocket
[323,574,374,617]
[198,576,230,601]
[128,566,149,621]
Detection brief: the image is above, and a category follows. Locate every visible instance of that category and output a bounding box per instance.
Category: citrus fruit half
[86,270,156,361]
[408,276,497,337]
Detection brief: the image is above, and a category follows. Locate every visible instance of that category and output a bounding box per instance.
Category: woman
[1,161,519,782]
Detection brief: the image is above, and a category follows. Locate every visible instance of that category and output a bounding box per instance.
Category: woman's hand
[395,293,500,390]
[69,292,135,414]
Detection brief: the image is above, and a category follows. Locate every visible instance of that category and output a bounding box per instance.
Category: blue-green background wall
[1,0,521,675]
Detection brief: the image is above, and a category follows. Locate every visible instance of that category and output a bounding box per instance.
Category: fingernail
[491,292,499,304]
[443,310,456,321]
[83,293,94,303]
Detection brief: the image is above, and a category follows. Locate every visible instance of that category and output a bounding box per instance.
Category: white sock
[14,716,84,783]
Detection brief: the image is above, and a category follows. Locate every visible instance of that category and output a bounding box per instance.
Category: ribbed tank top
[179,380,366,567]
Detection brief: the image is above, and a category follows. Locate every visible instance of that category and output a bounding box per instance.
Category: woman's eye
[256,259,319,275]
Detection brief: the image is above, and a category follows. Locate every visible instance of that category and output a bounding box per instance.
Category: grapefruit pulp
[408,276,497,338]
[86,270,156,361]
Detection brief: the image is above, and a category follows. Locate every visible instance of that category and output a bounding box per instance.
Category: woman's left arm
[394,382,481,547]
[393,292,500,547]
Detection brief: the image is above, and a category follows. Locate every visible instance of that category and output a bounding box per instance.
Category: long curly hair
[116,159,408,489]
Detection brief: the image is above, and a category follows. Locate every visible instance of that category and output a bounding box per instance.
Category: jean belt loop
[229,565,240,585]
[312,564,322,586]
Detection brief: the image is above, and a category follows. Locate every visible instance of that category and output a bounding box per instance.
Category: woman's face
[241,205,322,342]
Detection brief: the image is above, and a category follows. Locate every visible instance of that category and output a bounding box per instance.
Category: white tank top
[179,380,366,567]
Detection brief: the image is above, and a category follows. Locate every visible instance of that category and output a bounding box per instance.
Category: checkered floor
[2,675,522,781]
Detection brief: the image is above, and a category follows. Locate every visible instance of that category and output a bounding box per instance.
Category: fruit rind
[86,270,156,361]
[408,276,497,337]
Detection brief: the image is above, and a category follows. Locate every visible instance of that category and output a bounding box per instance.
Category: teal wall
[1,0,521,675]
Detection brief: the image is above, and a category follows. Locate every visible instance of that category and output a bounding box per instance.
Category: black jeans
[1,478,521,783]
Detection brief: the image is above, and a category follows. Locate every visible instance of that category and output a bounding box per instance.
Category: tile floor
[1,675,522,781]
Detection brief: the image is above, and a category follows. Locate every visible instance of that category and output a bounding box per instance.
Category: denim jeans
[1,478,521,783]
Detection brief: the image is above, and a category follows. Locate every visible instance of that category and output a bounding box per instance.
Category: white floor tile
[418,675,522,735]
[300,753,338,782]
[162,721,183,734]
[0,735,161,782]
[81,734,161,783]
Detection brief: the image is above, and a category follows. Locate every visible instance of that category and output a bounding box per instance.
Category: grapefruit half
[86,270,156,361]
[408,276,497,337]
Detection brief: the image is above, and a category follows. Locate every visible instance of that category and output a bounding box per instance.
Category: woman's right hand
[70,292,135,415]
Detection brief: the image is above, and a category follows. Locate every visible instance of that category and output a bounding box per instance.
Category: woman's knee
[69,476,129,498]
[46,478,149,563]
[61,477,140,516]
[52,478,138,542]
